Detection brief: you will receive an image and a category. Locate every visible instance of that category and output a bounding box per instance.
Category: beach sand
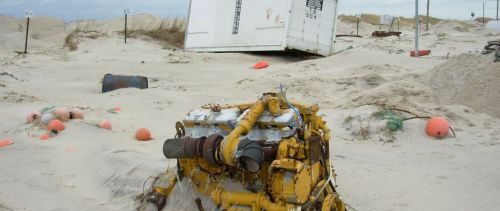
[1,14,500,211]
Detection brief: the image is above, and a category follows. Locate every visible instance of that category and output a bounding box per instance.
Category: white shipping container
[184,0,340,56]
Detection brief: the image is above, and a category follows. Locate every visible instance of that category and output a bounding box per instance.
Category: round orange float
[425,117,449,138]
[70,108,84,119]
[54,108,71,122]
[135,128,152,141]
[47,120,65,133]
[26,111,40,124]
[99,119,112,130]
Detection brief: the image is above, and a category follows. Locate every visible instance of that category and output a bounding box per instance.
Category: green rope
[373,110,403,131]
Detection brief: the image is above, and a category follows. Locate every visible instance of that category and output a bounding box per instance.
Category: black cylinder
[102,74,148,93]
[163,138,186,158]
[237,139,264,173]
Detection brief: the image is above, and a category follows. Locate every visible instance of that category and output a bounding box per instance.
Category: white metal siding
[185,0,288,51]
[185,0,338,56]
[287,0,337,55]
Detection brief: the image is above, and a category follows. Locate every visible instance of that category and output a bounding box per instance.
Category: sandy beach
[1,14,500,211]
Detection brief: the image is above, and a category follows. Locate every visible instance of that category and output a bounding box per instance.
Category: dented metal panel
[185,0,338,56]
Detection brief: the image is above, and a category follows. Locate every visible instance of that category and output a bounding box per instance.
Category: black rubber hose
[237,139,264,173]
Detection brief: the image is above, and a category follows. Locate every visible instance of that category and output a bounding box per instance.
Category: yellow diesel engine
[146,92,345,211]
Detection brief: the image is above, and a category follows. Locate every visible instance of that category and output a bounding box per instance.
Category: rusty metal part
[371,31,402,37]
[175,121,185,138]
[101,74,148,93]
[195,197,205,211]
[309,135,322,164]
[262,145,278,161]
[163,137,205,158]
[203,134,223,166]
[184,137,206,158]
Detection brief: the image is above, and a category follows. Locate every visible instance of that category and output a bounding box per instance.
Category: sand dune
[1,14,500,211]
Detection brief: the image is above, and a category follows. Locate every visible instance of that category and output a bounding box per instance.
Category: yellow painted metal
[153,171,177,196]
[220,97,267,167]
[276,137,300,159]
[211,187,291,211]
[268,96,281,116]
[321,193,346,211]
[151,92,345,211]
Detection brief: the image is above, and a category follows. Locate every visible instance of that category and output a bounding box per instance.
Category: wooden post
[124,14,128,43]
[124,8,129,44]
[24,17,30,54]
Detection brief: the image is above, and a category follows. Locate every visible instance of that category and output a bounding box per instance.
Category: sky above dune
[0,0,498,21]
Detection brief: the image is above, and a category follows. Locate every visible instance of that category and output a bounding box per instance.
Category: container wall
[185,0,290,51]
[286,0,338,56]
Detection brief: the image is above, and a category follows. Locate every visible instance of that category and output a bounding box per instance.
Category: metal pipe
[415,0,420,57]
[356,16,360,36]
[211,188,289,210]
[125,13,128,43]
[426,0,430,31]
[24,17,30,54]
[483,2,486,27]
[220,97,267,168]
[497,0,499,20]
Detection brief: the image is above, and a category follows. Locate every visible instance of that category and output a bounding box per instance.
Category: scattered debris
[39,133,50,140]
[481,40,500,54]
[135,128,152,141]
[47,120,65,133]
[102,74,148,93]
[99,119,112,130]
[372,31,402,37]
[0,139,14,148]
[373,110,403,131]
[253,61,269,69]
[26,111,41,123]
[410,50,431,57]
[336,34,363,38]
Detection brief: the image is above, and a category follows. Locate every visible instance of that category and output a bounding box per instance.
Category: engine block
[147,92,345,211]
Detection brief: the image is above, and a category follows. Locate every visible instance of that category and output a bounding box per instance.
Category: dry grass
[475,17,495,23]
[64,28,105,51]
[339,14,461,27]
[122,18,186,48]
[64,30,78,51]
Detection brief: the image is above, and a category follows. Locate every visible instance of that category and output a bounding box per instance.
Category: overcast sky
[0,0,498,21]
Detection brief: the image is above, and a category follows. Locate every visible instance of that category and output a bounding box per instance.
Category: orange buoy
[135,128,152,141]
[99,119,112,130]
[26,111,40,124]
[54,108,71,122]
[70,108,84,119]
[113,107,122,112]
[0,139,14,148]
[39,133,50,141]
[47,120,65,132]
[425,117,449,138]
[253,61,269,69]
[410,50,431,57]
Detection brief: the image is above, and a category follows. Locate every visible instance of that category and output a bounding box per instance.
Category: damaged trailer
[184,0,340,56]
